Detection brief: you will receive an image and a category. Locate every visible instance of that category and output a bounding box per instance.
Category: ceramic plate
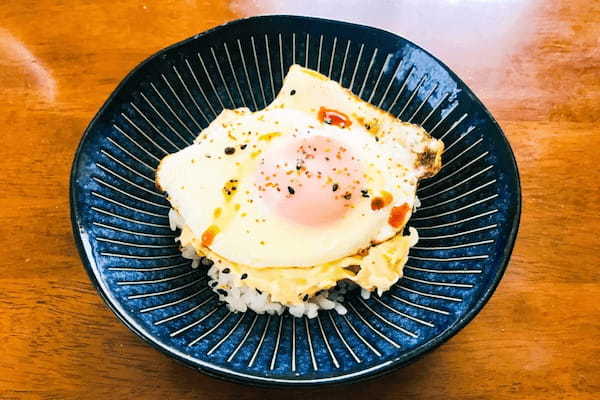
[70,15,520,386]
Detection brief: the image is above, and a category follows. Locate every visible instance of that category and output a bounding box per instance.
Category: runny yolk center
[256,135,363,226]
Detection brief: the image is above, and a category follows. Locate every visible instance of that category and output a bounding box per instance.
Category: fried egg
[156,65,443,306]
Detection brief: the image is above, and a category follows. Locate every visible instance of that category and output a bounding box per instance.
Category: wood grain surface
[1,1,598,399]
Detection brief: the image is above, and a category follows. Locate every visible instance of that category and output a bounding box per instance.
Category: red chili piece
[388,203,410,228]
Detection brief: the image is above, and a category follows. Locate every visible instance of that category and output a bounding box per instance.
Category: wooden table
[1,1,598,398]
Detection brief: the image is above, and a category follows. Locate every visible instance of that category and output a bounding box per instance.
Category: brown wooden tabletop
[1,1,598,399]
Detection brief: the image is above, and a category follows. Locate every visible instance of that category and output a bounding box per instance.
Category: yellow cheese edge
[180,225,416,305]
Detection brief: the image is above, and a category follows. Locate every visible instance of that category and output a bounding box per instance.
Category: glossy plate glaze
[70,15,520,386]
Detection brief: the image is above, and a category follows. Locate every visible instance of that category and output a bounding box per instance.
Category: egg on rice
[156,65,443,318]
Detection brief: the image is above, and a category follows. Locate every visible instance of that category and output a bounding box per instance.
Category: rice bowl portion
[157,65,443,319]
[170,208,419,318]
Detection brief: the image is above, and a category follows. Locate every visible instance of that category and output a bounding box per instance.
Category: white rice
[202,255,349,318]
[360,288,372,300]
[169,209,414,319]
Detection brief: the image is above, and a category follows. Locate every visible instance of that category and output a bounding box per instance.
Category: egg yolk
[256,135,363,226]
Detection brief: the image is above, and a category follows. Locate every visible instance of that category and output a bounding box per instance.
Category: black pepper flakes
[332,183,339,192]
[241,273,248,280]
[224,147,236,155]
[217,288,228,296]
[375,136,379,142]
[343,265,361,274]
[290,89,296,96]
[200,257,214,267]
[343,192,352,200]
[240,144,248,150]
[361,189,370,198]
[287,186,295,195]
[222,268,231,274]
[303,294,309,301]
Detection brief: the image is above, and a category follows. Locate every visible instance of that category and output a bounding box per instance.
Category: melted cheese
[180,224,417,305]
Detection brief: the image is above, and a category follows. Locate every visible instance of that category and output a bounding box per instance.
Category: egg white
[157,65,443,273]
[157,106,419,267]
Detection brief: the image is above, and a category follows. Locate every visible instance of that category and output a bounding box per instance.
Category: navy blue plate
[70,15,520,386]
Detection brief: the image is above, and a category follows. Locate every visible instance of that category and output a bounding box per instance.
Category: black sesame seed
[200,257,214,267]
[402,224,411,236]
[224,147,236,155]
[217,288,228,296]
[375,136,379,142]
[332,183,339,192]
[303,294,309,301]
[210,281,218,288]
[361,189,370,198]
[241,273,248,280]
[222,268,230,274]
[240,144,247,150]
[290,89,296,96]
[256,289,262,294]
[287,186,295,195]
